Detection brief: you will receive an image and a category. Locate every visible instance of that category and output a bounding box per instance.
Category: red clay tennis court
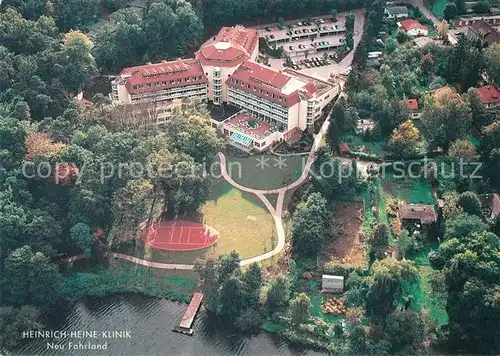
[142,221,219,251]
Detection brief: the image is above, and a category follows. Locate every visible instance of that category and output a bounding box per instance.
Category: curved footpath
[109,101,334,270]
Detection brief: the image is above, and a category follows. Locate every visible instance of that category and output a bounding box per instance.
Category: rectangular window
[170,80,175,84]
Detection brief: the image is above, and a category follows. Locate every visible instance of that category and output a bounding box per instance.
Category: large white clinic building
[110,25,339,151]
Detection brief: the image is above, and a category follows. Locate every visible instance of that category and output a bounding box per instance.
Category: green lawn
[265,193,279,209]
[468,135,480,148]
[408,242,449,326]
[382,172,436,205]
[225,150,305,190]
[342,134,387,157]
[431,0,450,17]
[117,180,276,263]
[375,179,389,225]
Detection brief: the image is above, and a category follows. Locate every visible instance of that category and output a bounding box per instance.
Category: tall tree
[69,222,95,256]
[387,120,424,158]
[438,230,499,353]
[266,274,291,312]
[367,223,390,260]
[2,246,61,307]
[457,191,482,217]
[366,258,419,318]
[421,96,472,149]
[484,43,500,85]
[291,192,330,256]
[289,293,312,325]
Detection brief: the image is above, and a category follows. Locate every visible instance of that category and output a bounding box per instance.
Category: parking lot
[257,9,366,81]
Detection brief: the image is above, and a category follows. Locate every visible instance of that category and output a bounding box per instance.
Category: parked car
[297,22,303,26]
[319,18,325,24]
[305,63,311,68]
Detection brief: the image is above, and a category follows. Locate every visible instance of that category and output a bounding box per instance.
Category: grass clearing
[225,150,305,190]
[265,193,279,209]
[117,180,276,263]
[431,0,450,17]
[408,242,449,326]
[341,134,387,157]
[382,172,436,205]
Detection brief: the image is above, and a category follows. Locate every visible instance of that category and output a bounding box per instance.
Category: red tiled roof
[404,99,419,111]
[119,58,207,95]
[339,143,351,153]
[400,19,428,32]
[196,26,258,67]
[398,203,437,224]
[227,61,318,108]
[477,85,500,104]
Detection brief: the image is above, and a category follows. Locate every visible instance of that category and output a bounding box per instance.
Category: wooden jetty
[172,292,203,336]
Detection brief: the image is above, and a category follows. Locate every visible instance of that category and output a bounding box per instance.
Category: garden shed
[321,275,344,293]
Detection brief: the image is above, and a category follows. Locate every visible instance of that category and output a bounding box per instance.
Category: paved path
[109,101,335,269]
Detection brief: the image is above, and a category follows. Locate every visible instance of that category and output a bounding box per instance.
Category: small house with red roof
[476,85,500,110]
[398,19,429,37]
[403,98,421,119]
[339,143,351,155]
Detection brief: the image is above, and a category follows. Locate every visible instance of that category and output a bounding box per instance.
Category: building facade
[399,19,429,37]
[110,25,339,151]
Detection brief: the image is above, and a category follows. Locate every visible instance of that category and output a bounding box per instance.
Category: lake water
[13,294,326,356]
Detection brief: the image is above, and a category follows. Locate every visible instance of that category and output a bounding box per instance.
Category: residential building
[477,85,500,110]
[110,25,339,151]
[404,99,421,119]
[384,6,409,19]
[399,19,429,37]
[453,14,500,27]
[110,58,208,123]
[465,20,500,46]
[398,203,438,227]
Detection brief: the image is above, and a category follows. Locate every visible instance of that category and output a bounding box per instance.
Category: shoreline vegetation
[61,262,196,304]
